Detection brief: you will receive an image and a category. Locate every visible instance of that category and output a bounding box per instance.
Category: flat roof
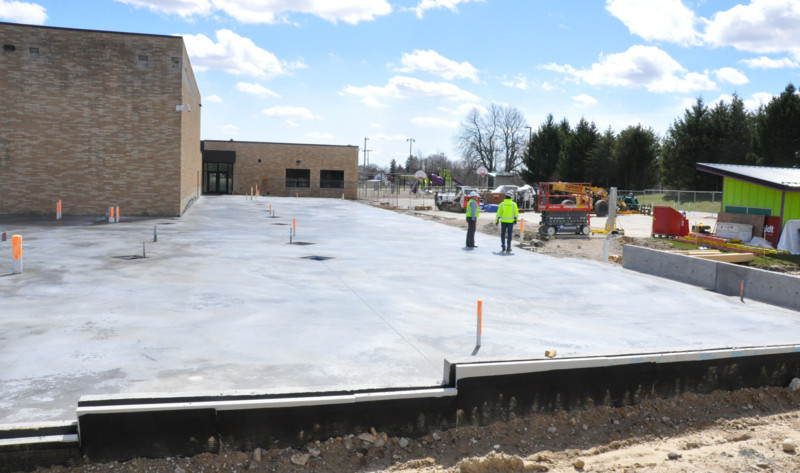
[0,21,181,41]
[697,163,800,191]
[202,139,358,149]
[1,197,797,425]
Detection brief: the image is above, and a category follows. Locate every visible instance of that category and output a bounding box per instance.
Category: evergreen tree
[557,117,598,182]
[520,114,564,183]
[614,124,660,190]
[586,127,616,188]
[389,159,397,174]
[660,98,710,189]
[753,83,800,167]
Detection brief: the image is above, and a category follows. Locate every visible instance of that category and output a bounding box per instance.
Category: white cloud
[606,0,701,46]
[713,92,775,111]
[573,93,597,107]
[396,50,478,82]
[746,92,775,109]
[342,75,479,107]
[221,124,239,135]
[741,56,800,69]
[236,82,281,98]
[263,106,320,126]
[203,94,223,103]
[704,0,800,58]
[0,0,48,24]
[183,30,300,78]
[411,0,484,19]
[542,45,715,93]
[411,116,458,129]
[713,67,748,85]
[500,74,529,90]
[212,0,392,24]
[114,0,212,18]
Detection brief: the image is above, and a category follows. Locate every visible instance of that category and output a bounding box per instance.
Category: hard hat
[505,191,513,198]
[469,191,478,197]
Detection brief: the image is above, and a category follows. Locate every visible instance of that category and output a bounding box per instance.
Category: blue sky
[3,0,800,169]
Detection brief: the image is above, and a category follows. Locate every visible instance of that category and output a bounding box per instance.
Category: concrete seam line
[76,394,355,416]
[453,344,800,382]
[0,434,79,447]
[75,388,458,417]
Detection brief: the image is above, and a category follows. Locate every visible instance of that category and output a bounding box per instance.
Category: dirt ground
[20,206,800,473]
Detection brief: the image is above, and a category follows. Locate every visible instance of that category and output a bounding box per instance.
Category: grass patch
[637,192,722,214]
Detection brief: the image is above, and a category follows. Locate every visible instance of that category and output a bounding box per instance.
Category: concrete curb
[622,245,799,310]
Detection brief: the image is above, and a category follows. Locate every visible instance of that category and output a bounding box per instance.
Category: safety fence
[621,189,722,214]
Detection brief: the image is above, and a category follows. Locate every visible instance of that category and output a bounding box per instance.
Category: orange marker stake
[56,200,62,220]
[116,206,120,223]
[12,235,22,274]
[109,206,115,223]
[520,218,525,247]
[293,218,296,237]
[476,300,483,347]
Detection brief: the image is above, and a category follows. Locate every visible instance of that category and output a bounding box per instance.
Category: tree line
[452,83,800,191]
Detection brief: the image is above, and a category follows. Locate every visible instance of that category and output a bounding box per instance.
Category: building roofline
[696,163,800,192]
[0,21,182,41]
[202,139,358,149]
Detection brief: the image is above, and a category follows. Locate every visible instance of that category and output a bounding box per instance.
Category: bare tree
[455,107,500,172]
[498,104,528,172]
[455,104,528,173]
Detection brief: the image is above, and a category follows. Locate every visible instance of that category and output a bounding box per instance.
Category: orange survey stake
[12,235,22,260]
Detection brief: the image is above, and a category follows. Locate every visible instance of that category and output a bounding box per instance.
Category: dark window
[320,170,344,189]
[29,47,39,59]
[286,169,310,188]
[138,55,149,66]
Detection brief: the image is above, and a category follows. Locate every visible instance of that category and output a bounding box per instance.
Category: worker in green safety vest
[465,191,480,248]
[495,191,519,253]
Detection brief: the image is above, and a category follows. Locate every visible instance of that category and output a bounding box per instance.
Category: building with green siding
[696,163,800,234]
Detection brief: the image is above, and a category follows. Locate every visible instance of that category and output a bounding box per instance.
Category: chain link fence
[620,189,722,214]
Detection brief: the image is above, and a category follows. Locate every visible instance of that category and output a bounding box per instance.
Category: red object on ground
[652,206,689,237]
[764,216,781,248]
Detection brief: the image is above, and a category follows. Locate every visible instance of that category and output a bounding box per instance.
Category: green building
[697,163,800,233]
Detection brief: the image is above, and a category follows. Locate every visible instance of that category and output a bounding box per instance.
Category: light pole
[525,126,532,143]
[363,137,369,172]
[407,138,415,167]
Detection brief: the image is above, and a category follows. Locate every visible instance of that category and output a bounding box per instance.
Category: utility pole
[407,137,415,163]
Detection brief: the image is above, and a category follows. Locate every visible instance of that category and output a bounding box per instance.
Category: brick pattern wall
[202,141,359,199]
[0,23,200,216]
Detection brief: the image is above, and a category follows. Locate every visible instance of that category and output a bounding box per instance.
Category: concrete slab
[0,196,797,425]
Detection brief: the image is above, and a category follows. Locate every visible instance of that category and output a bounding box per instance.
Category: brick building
[202,140,358,199]
[0,22,201,216]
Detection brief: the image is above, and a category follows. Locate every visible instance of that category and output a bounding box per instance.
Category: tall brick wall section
[202,140,359,199]
[0,23,201,216]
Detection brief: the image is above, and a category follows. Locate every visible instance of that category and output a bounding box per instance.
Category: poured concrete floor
[1,196,798,424]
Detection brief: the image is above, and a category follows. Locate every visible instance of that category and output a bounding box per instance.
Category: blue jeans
[500,222,513,250]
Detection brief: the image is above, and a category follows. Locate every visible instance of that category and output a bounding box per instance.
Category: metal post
[476,300,482,348]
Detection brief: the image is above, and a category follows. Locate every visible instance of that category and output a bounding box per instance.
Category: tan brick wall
[0,23,200,216]
[202,141,359,199]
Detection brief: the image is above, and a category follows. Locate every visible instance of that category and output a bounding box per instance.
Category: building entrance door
[203,163,233,194]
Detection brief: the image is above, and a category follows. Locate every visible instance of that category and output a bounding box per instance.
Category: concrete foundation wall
[622,245,800,310]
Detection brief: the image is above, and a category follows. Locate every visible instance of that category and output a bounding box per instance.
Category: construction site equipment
[545,182,610,216]
[537,182,591,236]
[435,186,479,212]
[652,206,689,238]
[592,187,625,235]
[618,193,652,215]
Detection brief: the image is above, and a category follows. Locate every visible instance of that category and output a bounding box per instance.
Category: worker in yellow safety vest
[465,191,480,248]
[495,191,519,253]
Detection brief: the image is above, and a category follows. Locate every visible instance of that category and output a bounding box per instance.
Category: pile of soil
[29,384,800,472]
